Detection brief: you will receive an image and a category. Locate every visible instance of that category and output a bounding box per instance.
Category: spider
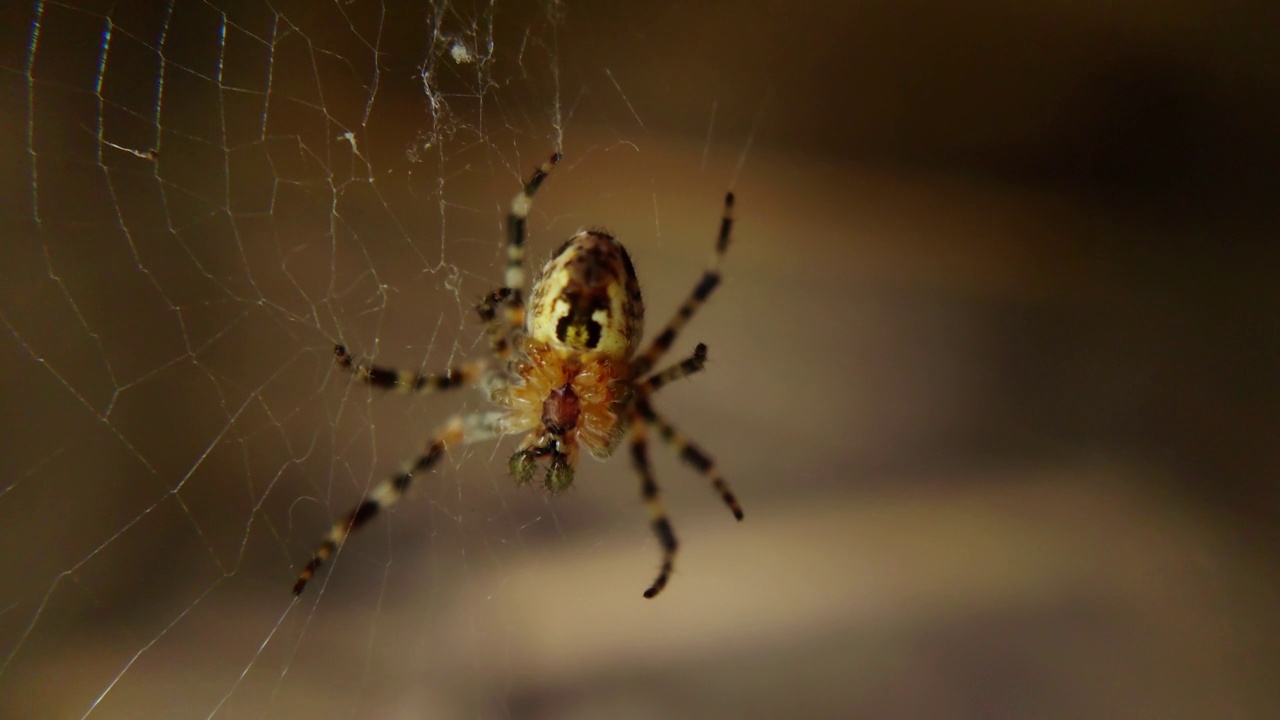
[293,153,742,599]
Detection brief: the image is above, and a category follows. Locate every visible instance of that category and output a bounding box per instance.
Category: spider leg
[631,192,735,376]
[630,418,678,598]
[476,288,519,362]
[635,398,743,521]
[503,152,562,328]
[334,344,488,395]
[638,343,708,394]
[292,410,507,596]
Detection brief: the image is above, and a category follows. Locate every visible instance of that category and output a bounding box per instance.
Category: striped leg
[476,288,518,361]
[334,344,488,395]
[292,411,507,596]
[635,399,744,521]
[630,419,678,598]
[631,192,735,376]
[503,152,562,328]
[639,343,707,394]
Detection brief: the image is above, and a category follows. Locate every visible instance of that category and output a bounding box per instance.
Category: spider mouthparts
[544,456,575,494]
[509,450,537,486]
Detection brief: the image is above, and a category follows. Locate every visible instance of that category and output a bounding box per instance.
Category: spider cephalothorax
[293,154,742,599]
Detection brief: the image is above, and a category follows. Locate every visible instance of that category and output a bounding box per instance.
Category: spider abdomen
[527,230,644,360]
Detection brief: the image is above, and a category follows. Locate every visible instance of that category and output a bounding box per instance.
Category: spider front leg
[292,410,507,596]
[630,419,678,598]
[631,192,735,376]
[635,398,743,521]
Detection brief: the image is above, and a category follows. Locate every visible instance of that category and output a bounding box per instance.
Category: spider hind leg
[631,192,735,376]
[502,153,562,328]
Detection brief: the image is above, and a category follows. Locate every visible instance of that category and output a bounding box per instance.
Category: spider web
[1,1,756,717]
[11,1,1275,717]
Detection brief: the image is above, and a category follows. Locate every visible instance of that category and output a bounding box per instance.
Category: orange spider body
[503,231,643,490]
[292,153,741,599]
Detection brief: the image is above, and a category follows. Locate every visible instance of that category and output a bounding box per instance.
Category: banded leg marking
[476,288,519,361]
[635,399,743,521]
[292,412,506,596]
[631,420,678,599]
[335,344,487,395]
[632,192,735,376]
[503,152,562,328]
[639,343,708,394]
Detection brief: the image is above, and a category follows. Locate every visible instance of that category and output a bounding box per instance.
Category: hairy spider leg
[476,287,519,362]
[292,411,507,596]
[629,420,678,598]
[631,192,735,376]
[503,152,563,330]
[634,398,743,521]
[638,343,708,394]
[334,344,489,394]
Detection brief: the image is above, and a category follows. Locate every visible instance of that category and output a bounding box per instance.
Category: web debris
[5,1,572,717]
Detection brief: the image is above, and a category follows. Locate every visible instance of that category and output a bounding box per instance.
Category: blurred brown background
[1,0,1277,718]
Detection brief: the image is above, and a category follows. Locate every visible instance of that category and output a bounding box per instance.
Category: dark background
[1,1,1276,717]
